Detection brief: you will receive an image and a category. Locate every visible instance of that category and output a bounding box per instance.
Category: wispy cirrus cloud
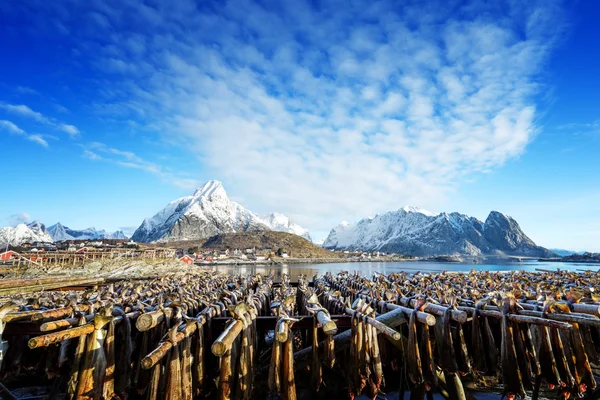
[557,120,600,135]
[0,119,49,147]
[0,103,80,136]
[83,142,200,189]
[4,0,565,230]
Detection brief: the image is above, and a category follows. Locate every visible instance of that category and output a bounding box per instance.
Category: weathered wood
[31,306,74,321]
[211,319,244,357]
[2,309,41,323]
[344,307,402,340]
[400,298,467,323]
[572,303,600,316]
[28,323,95,348]
[457,306,572,330]
[135,308,174,332]
[518,309,600,326]
[0,277,104,296]
[382,302,436,326]
[316,310,337,335]
[40,314,94,332]
[141,322,198,369]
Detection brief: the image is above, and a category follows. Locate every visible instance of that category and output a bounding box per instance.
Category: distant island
[541,252,600,264]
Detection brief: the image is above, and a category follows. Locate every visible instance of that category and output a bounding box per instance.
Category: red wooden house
[180,255,194,265]
[0,250,18,261]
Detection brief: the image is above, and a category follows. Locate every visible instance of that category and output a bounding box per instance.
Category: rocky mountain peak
[261,212,312,241]
[323,207,553,257]
[192,180,227,200]
[131,181,269,243]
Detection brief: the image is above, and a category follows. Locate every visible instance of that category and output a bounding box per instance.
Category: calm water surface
[208,260,597,281]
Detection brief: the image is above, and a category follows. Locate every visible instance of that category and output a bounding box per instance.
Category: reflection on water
[207,260,594,282]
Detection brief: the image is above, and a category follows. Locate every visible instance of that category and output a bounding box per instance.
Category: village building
[0,250,18,261]
[179,255,194,265]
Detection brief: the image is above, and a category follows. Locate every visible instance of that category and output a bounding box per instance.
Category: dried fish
[75,313,113,399]
[500,298,526,400]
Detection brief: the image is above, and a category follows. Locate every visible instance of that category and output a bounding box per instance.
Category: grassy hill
[154,231,340,259]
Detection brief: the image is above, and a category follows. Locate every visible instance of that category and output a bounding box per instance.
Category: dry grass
[152,231,341,259]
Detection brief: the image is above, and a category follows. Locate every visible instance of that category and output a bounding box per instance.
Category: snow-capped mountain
[48,223,107,241]
[0,221,53,246]
[323,208,555,257]
[131,180,269,243]
[107,230,127,240]
[47,223,127,241]
[261,212,312,241]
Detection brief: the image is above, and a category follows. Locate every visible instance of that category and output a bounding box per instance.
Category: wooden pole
[316,310,337,335]
[457,306,572,330]
[31,306,74,322]
[381,302,436,326]
[141,322,198,369]
[135,308,174,332]
[344,307,402,340]
[28,323,95,349]
[400,298,467,323]
[212,320,244,357]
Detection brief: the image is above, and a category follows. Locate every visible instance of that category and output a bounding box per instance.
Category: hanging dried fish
[407,303,423,386]
[500,296,526,400]
[472,300,489,373]
[440,303,459,374]
[67,315,89,399]
[75,313,113,399]
[536,324,562,390]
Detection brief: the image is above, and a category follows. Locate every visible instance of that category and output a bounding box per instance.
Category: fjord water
[210,260,594,281]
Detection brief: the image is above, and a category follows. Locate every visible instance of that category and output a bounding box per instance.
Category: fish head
[93,313,113,330]
[307,292,319,304]
[166,320,184,342]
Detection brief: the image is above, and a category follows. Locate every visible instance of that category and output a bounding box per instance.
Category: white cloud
[0,104,50,123]
[58,123,80,136]
[8,212,31,226]
[0,103,80,137]
[11,0,564,231]
[0,120,25,135]
[83,142,200,189]
[0,119,49,147]
[27,134,49,147]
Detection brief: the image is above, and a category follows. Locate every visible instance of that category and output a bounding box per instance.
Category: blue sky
[1,0,599,251]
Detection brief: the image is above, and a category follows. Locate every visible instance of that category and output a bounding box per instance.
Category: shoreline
[193,255,535,267]
[539,258,600,264]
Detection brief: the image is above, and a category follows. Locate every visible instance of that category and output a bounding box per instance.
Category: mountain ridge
[132,181,267,242]
[323,207,554,257]
[0,221,53,246]
[261,212,312,241]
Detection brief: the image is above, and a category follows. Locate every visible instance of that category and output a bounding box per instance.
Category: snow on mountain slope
[131,180,269,243]
[261,212,312,241]
[323,207,554,257]
[107,230,128,240]
[0,221,53,246]
[48,223,108,241]
[47,223,126,241]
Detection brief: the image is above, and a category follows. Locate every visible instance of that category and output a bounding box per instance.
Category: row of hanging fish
[2,268,600,399]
